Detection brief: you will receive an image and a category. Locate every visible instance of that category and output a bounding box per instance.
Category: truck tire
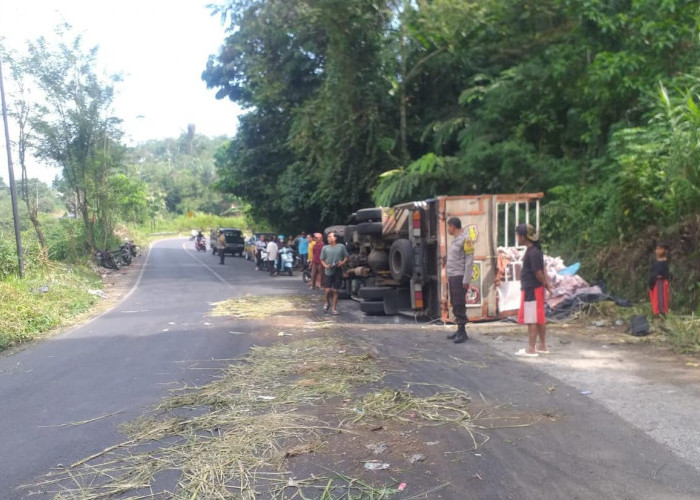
[389,239,414,284]
[357,221,382,236]
[345,225,358,251]
[383,288,411,315]
[360,299,385,315]
[338,290,351,300]
[359,286,392,301]
[324,225,346,241]
[356,207,382,223]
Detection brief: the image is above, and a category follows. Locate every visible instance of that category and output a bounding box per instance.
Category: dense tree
[129,132,232,216]
[205,0,700,308]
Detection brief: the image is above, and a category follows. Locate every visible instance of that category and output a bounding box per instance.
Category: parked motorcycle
[96,249,120,270]
[125,240,138,257]
[259,249,269,271]
[119,242,133,265]
[277,247,294,276]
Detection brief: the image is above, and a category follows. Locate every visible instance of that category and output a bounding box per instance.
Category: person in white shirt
[266,239,279,276]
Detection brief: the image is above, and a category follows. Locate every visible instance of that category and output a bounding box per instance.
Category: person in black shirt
[515,224,552,357]
[649,242,671,316]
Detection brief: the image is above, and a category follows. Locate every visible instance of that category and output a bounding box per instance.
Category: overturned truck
[327,193,543,322]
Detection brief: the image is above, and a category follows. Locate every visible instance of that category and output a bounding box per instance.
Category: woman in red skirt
[515,224,552,357]
[649,242,671,316]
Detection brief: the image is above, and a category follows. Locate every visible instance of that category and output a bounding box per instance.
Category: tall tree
[24,25,123,250]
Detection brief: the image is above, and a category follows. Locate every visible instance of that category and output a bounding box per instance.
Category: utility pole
[0,55,24,278]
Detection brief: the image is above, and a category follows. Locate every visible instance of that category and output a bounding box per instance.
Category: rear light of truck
[414,283,424,309]
[412,211,421,237]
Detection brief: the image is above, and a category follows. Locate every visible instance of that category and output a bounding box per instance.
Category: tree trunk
[399,8,409,166]
[28,211,47,258]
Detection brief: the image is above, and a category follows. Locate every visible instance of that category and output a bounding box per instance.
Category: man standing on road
[445,217,473,343]
[311,233,324,290]
[296,232,309,269]
[514,223,552,357]
[255,235,266,271]
[217,230,226,265]
[266,237,279,276]
[321,231,348,315]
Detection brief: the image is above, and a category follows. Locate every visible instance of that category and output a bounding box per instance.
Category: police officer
[445,217,474,343]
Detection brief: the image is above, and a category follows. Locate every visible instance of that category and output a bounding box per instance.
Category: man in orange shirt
[310,233,324,290]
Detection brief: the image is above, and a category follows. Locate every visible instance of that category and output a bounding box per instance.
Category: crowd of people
[252,231,348,315]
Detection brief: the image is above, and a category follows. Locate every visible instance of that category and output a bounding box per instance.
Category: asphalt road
[1,238,699,499]
[0,238,299,498]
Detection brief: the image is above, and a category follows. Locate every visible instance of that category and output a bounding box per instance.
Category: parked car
[210,228,245,256]
[244,232,277,260]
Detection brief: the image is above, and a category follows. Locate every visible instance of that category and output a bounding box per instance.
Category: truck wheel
[383,288,411,315]
[356,207,382,223]
[345,225,358,251]
[360,299,385,315]
[324,225,346,241]
[357,221,382,236]
[359,286,392,301]
[389,239,414,284]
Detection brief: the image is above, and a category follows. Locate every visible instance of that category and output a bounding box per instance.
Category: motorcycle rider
[196,230,205,250]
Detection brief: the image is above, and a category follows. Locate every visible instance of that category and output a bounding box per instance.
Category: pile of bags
[496,247,630,318]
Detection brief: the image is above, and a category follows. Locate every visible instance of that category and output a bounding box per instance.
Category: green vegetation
[204,0,700,311]
[661,315,700,353]
[0,26,246,349]
[0,265,99,350]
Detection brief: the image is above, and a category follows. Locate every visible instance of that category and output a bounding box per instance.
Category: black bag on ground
[629,315,650,337]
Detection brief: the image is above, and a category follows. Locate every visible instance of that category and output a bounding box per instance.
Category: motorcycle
[119,243,133,265]
[259,248,269,271]
[277,247,295,276]
[195,237,206,252]
[123,239,138,258]
[96,249,120,270]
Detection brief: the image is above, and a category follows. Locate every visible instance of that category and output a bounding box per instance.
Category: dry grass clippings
[210,294,318,320]
[27,337,385,498]
[27,330,531,498]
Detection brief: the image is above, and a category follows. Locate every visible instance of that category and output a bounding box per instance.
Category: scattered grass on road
[26,329,516,498]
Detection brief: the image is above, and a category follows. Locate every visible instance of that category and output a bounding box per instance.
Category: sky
[0,0,241,184]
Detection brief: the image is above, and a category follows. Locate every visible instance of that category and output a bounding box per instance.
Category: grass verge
[660,314,700,353]
[0,264,100,351]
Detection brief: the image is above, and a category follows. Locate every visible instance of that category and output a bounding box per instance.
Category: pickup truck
[333,193,543,321]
